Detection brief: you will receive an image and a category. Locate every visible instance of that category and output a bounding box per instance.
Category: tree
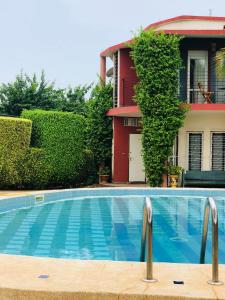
[57,85,91,115]
[0,71,64,116]
[86,82,113,172]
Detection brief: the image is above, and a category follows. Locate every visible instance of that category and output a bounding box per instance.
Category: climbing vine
[131,30,187,186]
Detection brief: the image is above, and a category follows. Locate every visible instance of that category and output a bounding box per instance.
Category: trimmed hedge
[19,147,49,189]
[0,116,32,187]
[22,109,87,187]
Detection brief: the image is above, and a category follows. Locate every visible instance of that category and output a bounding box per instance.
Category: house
[100,16,225,185]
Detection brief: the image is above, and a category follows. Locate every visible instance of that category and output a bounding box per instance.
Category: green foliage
[0,71,91,117]
[21,109,87,187]
[86,82,113,171]
[0,116,32,187]
[98,166,110,175]
[19,148,49,189]
[215,48,225,78]
[167,164,183,176]
[58,85,91,115]
[131,30,187,186]
[0,71,65,116]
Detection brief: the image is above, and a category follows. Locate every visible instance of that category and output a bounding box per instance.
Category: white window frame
[187,50,208,103]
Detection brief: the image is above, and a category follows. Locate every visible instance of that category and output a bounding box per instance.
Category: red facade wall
[113,117,141,182]
[119,49,139,106]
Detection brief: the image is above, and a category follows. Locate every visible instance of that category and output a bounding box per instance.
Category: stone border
[0,254,224,300]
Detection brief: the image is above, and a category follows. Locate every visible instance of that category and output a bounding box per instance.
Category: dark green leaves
[131,30,186,186]
[86,83,113,171]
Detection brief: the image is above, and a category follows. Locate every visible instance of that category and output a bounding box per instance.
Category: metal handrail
[200,197,224,285]
[140,197,157,283]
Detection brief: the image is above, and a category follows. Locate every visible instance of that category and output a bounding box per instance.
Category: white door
[129,134,145,182]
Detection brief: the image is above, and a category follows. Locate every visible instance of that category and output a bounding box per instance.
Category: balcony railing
[183,75,225,104]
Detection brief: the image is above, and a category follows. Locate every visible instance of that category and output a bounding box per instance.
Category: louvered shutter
[188,133,202,170]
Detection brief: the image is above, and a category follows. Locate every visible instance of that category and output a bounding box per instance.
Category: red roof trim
[164,29,225,35]
[101,15,225,57]
[107,104,225,116]
[106,106,140,116]
[145,15,225,30]
[100,40,132,57]
[191,104,225,110]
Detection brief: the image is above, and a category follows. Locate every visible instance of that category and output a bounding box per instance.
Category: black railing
[183,75,225,104]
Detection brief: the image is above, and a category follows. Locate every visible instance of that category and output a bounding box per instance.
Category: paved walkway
[0,184,149,198]
[0,190,44,198]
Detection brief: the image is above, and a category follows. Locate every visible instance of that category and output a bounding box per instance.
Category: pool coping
[0,254,224,300]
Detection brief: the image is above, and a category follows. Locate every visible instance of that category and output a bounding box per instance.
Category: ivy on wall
[131,30,187,186]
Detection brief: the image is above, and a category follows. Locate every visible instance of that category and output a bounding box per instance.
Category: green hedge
[0,116,32,187]
[22,109,87,187]
[19,147,49,189]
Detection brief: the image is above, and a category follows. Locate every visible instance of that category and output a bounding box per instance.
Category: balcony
[182,74,225,104]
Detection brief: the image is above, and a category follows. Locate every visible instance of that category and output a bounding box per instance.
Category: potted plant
[98,166,110,184]
[167,164,183,188]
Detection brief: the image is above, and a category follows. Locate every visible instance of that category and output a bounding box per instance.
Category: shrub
[21,109,87,187]
[19,148,49,189]
[0,116,32,188]
[86,82,113,173]
[131,30,187,186]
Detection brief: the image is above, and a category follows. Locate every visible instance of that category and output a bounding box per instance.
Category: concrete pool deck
[0,254,224,300]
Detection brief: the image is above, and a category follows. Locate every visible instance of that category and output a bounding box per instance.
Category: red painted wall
[119,49,139,106]
[113,117,141,182]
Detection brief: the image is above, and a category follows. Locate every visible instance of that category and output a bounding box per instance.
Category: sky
[0,0,225,88]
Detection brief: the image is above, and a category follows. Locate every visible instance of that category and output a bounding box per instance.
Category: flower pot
[169,175,179,188]
[99,174,109,184]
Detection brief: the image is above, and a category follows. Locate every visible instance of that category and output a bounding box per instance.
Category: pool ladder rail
[140,196,224,285]
[140,197,157,283]
[200,197,223,285]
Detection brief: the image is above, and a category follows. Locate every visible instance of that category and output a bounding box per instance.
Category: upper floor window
[187,51,208,104]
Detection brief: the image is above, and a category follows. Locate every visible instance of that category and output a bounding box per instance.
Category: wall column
[100,56,106,83]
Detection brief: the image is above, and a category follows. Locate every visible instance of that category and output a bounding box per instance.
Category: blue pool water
[0,195,225,263]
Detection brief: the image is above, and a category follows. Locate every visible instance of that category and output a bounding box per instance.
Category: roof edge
[100,15,225,57]
[145,15,225,30]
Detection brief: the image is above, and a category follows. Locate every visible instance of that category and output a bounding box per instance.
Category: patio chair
[197,82,213,104]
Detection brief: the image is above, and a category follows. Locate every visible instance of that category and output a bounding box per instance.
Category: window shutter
[212,133,225,171]
[188,133,202,170]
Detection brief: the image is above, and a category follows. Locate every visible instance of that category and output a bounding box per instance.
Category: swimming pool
[0,188,225,263]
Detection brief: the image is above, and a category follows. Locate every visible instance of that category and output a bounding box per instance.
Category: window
[188,133,202,170]
[123,118,141,127]
[113,52,118,107]
[211,133,225,171]
[187,51,208,103]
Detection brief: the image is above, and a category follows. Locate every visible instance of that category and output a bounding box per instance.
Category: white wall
[156,20,225,31]
[178,111,225,170]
